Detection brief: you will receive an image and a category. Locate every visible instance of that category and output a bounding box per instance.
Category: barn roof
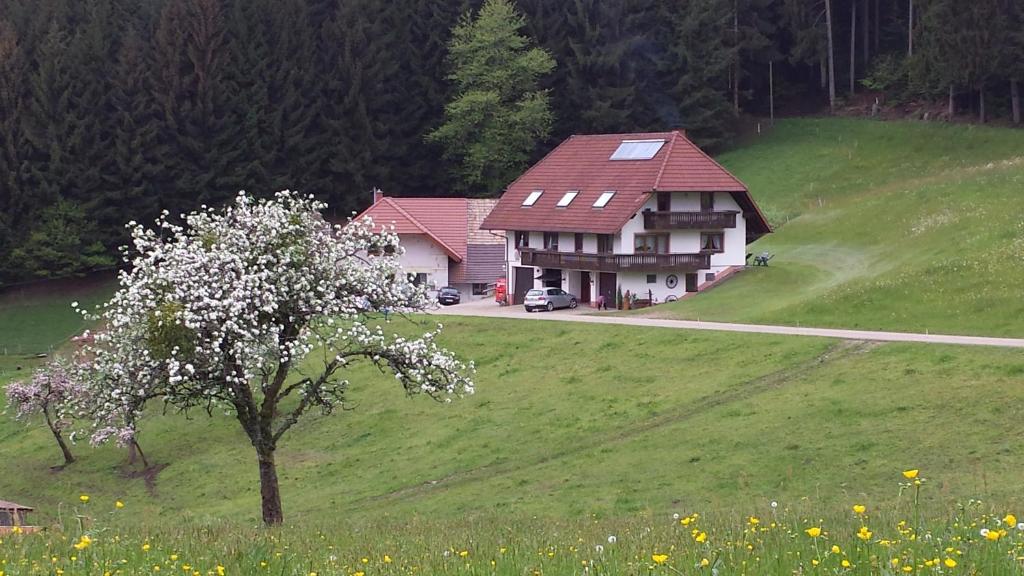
[0,500,33,511]
[352,196,500,262]
[480,130,771,238]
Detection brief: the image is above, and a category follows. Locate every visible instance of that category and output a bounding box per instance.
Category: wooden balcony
[519,248,709,272]
[643,210,738,230]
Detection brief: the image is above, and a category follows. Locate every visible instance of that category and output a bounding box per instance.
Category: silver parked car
[524,287,578,312]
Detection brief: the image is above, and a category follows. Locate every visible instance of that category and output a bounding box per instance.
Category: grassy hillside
[2,315,1023,528]
[0,272,116,356]
[644,118,1024,337]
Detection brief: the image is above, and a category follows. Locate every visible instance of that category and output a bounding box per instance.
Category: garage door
[513,266,534,305]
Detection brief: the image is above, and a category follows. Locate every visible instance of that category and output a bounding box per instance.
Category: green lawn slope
[2,316,1023,526]
[644,118,1024,337]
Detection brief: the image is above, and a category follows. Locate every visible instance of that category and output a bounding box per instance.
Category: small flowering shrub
[73,191,475,525]
[5,360,84,466]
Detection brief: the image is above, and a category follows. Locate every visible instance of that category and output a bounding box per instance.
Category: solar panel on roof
[609,139,665,160]
[522,190,543,206]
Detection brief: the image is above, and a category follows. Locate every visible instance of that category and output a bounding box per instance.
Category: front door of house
[599,272,617,308]
[579,271,591,303]
[685,273,698,292]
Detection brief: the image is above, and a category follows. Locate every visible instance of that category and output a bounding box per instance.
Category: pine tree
[428,0,555,195]
[104,26,162,239]
[661,0,737,147]
[0,19,27,282]
[561,0,653,134]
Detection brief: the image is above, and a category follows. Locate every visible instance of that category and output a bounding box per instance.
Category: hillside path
[431,302,1024,349]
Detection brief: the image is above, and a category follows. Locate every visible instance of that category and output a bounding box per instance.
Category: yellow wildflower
[115,501,125,509]
[459,550,469,558]
[694,531,708,543]
[79,495,90,503]
[811,559,819,566]
[170,555,178,562]
[902,469,919,479]
[805,527,822,538]
[748,516,760,526]
[986,530,1001,541]
[944,558,957,568]
[353,572,364,576]
[216,567,225,576]
[841,559,851,568]
[852,504,866,515]
[700,558,710,567]
[902,566,913,573]
[73,535,92,550]
[857,526,873,541]
[142,543,151,552]
[652,554,669,564]
[383,555,392,564]
[831,545,841,554]
[1005,514,1017,526]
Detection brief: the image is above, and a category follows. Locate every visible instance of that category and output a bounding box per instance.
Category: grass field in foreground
[3,315,1024,528]
[643,118,1024,337]
[1,488,1021,575]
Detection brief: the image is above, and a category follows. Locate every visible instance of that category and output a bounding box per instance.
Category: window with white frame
[522,190,543,206]
[593,191,615,208]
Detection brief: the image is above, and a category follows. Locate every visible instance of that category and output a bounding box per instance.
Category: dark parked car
[437,286,461,305]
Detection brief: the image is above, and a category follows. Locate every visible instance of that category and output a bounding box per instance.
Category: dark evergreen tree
[660,0,737,147]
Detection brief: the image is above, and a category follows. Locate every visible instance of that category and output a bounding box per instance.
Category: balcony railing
[519,248,709,272]
[643,210,738,230]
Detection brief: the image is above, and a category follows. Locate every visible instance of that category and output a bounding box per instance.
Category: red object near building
[494,277,507,305]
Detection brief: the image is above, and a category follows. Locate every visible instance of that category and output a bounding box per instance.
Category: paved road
[431,302,1024,349]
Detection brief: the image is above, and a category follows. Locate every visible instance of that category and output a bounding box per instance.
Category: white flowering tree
[76,191,475,525]
[6,360,84,467]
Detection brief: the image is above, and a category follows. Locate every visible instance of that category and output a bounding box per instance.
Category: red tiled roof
[354,197,468,262]
[480,131,771,237]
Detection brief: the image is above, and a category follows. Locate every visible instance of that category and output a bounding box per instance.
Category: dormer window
[593,191,615,208]
[610,139,665,160]
[556,191,579,207]
[522,190,543,206]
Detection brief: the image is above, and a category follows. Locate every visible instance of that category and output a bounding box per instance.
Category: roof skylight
[556,191,579,207]
[522,190,543,206]
[609,139,665,160]
[593,191,616,208]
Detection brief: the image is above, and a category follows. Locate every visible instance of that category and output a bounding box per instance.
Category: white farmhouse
[480,131,772,306]
[353,191,504,297]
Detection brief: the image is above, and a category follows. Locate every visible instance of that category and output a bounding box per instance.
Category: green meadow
[645,118,1024,337]
[2,119,1024,574]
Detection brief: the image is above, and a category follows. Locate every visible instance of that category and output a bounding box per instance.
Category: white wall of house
[399,233,449,290]
[501,191,749,304]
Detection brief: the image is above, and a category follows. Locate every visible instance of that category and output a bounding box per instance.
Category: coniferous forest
[1,0,1022,284]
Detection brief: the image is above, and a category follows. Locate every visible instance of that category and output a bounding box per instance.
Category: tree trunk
[44,408,75,465]
[874,0,880,53]
[979,83,986,123]
[862,0,869,64]
[948,85,955,119]
[1012,79,1020,125]
[825,0,836,112]
[257,447,284,525]
[849,0,856,94]
[733,0,740,116]
[769,59,775,125]
[820,57,827,89]
[129,439,150,469]
[907,0,913,57]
